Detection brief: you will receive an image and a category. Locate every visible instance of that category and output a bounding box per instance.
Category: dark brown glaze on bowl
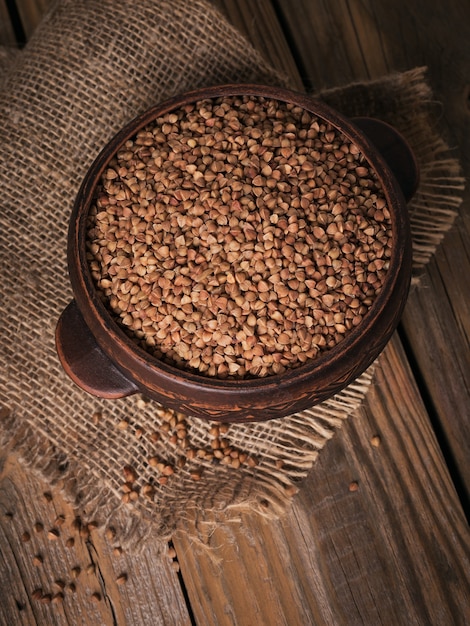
[56,84,414,423]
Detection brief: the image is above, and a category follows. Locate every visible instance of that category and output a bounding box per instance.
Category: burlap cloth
[0,0,464,549]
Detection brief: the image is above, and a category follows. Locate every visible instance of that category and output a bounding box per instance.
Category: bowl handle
[55,300,139,399]
[352,117,419,203]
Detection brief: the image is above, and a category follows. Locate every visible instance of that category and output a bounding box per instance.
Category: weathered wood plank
[0,455,192,626]
[401,245,470,502]
[0,0,19,47]
[9,0,51,40]
[212,0,304,90]
[174,336,470,626]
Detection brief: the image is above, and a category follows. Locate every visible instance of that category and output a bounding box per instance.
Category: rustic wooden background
[1,1,469,624]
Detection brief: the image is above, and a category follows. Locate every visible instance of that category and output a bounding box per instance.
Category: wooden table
[1,1,469,624]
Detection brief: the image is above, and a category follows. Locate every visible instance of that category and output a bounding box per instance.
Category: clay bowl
[56,84,417,423]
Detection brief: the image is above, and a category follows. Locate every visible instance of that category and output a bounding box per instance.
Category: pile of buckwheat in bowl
[85,92,393,381]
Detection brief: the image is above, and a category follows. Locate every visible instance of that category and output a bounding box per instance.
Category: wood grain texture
[0,0,20,47]
[212,0,304,90]
[401,247,470,502]
[0,456,192,626]
[174,336,470,626]
[8,0,50,40]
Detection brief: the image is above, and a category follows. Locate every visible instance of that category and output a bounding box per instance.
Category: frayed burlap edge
[173,364,377,555]
[0,362,377,552]
[318,66,465,280]
[0,405,172,552]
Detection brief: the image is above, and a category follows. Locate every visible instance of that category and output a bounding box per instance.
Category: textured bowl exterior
[65,84,412,422]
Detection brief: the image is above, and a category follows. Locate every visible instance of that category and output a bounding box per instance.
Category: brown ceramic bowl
[56,84,416,423]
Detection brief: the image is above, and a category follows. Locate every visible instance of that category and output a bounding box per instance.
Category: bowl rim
[69,83,411,395]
